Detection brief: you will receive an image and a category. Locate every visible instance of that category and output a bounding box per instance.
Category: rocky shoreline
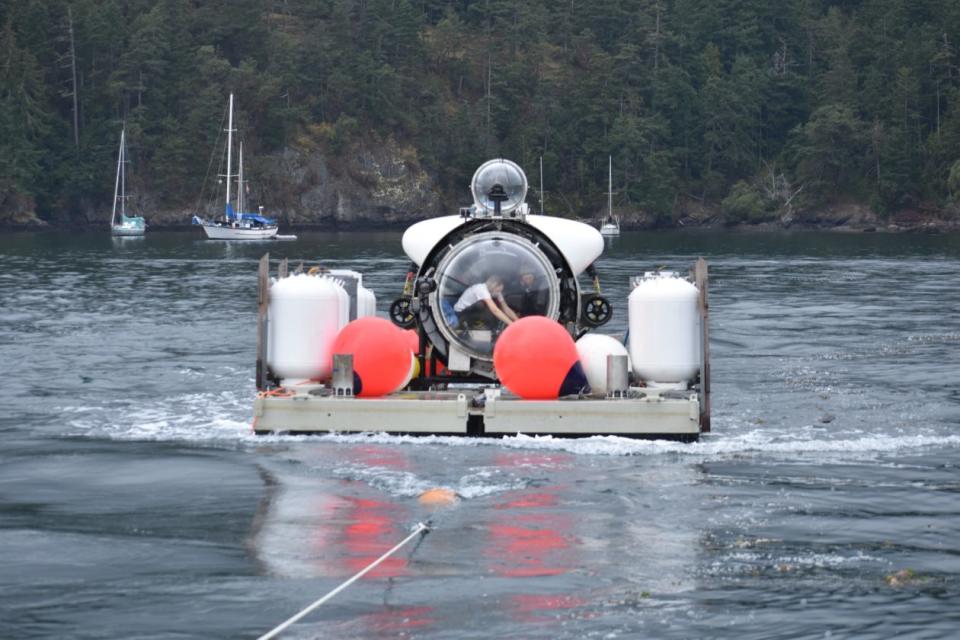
[4,207,959,233]
[3,136,958,234]
[6,216,958,234]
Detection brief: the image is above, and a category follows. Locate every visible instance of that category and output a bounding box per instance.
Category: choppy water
[1,229,958,639]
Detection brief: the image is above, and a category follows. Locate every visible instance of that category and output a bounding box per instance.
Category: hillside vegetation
[3,0,960,227]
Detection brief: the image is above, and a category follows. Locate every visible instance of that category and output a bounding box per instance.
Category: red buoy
[403,329,421,355]
[493,317,590,399]
[331,317,413,397]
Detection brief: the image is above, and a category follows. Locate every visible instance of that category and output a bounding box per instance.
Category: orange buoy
[330,317,413,397]
[493,316,590,399]
[403,329,421,354]
[418,487,458,506]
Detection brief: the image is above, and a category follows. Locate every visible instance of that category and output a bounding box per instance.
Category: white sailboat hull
[193,94,287,241]
[201,222,279,240]
[112,224,146,236]
[600,223,620,236]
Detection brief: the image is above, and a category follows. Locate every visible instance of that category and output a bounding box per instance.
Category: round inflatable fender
[575,333,632,396]
[493,316,590,399]
[403,329,421,355]
[330,317,413,397]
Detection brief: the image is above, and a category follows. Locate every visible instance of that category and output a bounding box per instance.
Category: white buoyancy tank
[628,272,701,385]
[334,279,350,329]
[575,333,632,396]
[268,274,344,382]
[357,281,376,317]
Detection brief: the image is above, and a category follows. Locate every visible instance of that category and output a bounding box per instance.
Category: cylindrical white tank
[628,272,701,386]
[357,282,376,318]
[334,279,350,329]
[268,274,343,382]
[575,333,631,397]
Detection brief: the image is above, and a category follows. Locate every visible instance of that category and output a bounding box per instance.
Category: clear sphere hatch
[434,233,558,360]
[471,159,528,215]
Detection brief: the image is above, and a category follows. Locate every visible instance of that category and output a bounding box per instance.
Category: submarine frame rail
[253,254,711,441]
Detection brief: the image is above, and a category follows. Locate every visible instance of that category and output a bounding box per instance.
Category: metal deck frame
[253,386,701,440]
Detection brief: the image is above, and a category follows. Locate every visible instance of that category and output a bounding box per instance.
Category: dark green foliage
[2,0,960,221]
[721,180,774,222]
[0,18,46,190]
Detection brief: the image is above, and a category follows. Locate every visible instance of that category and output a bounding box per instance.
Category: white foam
[63,390,257,444]
[246,429,960,460]
[63,386,960,462]
[322,462,530,500]
[706,550,887,576]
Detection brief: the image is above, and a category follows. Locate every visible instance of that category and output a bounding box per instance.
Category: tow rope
[256,521,431,639]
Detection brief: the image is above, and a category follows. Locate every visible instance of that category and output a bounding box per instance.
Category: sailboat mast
[608,155,613,221]
[120,129,126,218]
[238,141,244,214]
[225,93,234,217]
[111,129,122,227]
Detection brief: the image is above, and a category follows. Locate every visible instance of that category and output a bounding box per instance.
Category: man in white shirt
[445,275,519,328]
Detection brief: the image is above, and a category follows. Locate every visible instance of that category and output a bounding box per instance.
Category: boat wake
[62,384,960,462]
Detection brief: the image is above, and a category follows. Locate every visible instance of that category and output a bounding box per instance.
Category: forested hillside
[2,0,960,227]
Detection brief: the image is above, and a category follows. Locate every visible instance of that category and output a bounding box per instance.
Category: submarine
[251,159,711,439]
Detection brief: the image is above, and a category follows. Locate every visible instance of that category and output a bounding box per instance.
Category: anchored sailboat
[599,156,620,237]
[192,93,281,240]
[110,128,146,236]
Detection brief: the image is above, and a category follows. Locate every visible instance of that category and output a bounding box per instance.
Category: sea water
[0,230,958,639]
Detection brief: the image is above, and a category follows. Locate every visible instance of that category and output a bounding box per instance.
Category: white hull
[600,223,620,236]
[201,222,278,240]
[112,224,145,236]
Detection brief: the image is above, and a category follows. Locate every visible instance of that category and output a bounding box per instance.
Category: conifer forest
[2,0,960,226]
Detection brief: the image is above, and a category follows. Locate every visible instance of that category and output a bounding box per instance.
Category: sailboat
[110,128,146,236]
[599,156,620,237]
[192,93,280,240]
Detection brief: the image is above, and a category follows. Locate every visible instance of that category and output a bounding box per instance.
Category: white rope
[257,521,431,640]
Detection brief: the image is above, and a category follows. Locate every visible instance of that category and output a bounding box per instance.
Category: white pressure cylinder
[628,272,701,386]
[575,333,632,397]
[357,281,376,317]
[334,279,350,329]
[268,274,343,382]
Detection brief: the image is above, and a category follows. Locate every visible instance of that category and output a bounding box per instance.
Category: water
[1,229,958,639]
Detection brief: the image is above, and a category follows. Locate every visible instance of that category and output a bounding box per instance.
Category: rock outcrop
[276,135,442,226]
[0,186,46,227]
[112,134,444,228]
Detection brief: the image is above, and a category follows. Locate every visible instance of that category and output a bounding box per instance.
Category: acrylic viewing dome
[470,159,528,216]
[433,232,558,360]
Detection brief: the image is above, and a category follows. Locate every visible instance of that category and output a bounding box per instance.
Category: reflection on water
[487,489,573,578]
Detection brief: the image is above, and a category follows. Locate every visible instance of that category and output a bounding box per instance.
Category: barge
[252,159,711,440]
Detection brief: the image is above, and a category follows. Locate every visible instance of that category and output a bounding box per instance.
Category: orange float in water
[493,317,590,399]
[330,317,413,397]
[418,488,458,506]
